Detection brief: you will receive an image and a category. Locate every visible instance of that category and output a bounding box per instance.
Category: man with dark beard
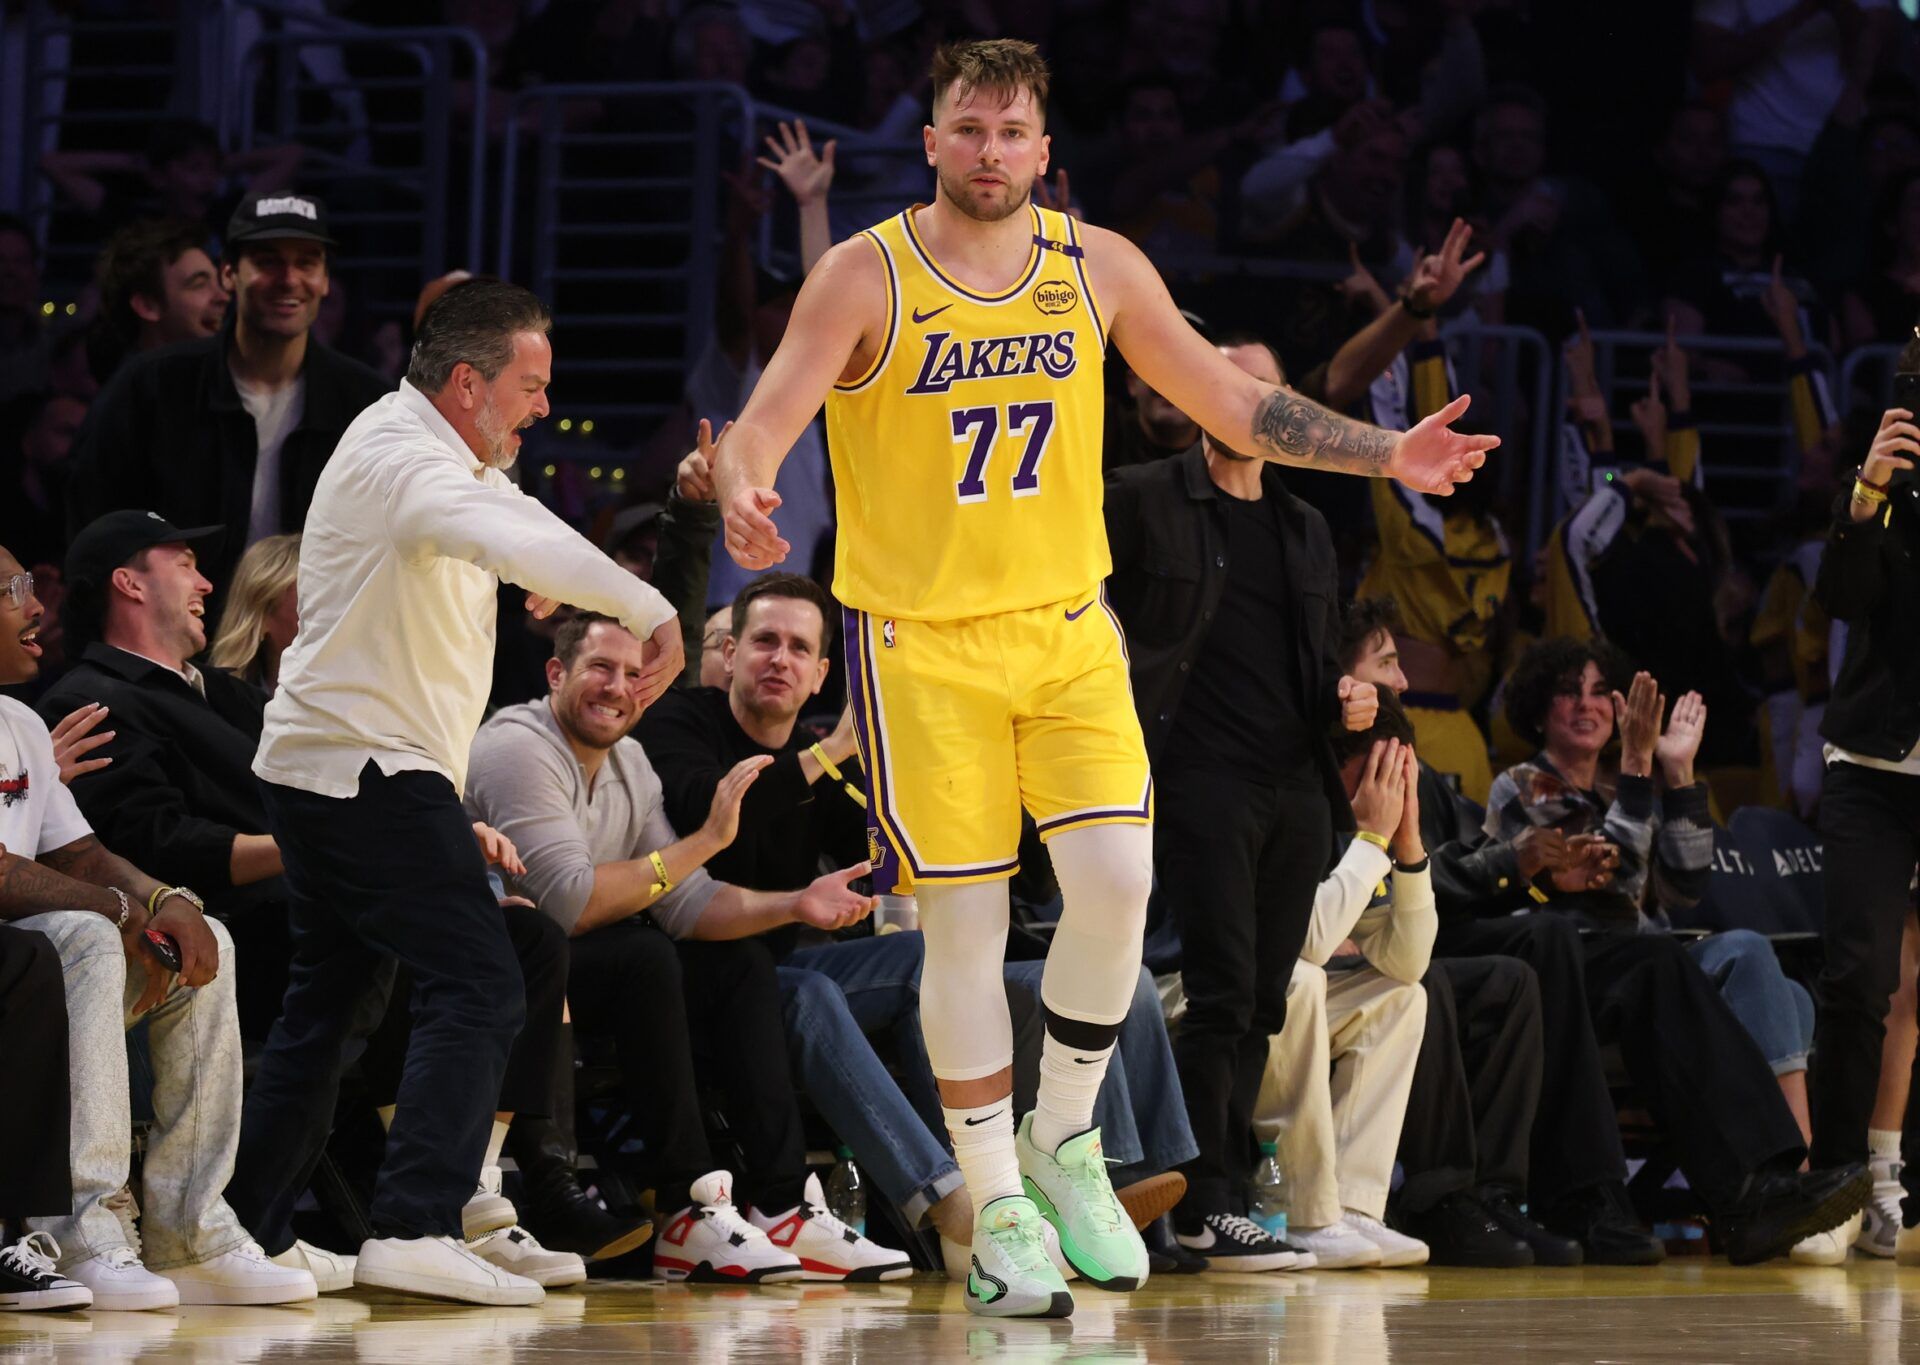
[226,279,684,1307]
[67,195,388,597]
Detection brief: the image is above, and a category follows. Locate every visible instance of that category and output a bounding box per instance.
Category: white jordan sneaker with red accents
[652,1172,803,1284]
[749,1174,912,1281]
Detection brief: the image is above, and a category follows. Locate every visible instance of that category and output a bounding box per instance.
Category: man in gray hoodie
[464,611,916,1283]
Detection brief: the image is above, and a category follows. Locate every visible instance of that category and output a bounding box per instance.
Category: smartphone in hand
[142,928,182,974]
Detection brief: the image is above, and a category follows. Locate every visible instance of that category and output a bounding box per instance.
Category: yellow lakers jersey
[826,204,1109,621]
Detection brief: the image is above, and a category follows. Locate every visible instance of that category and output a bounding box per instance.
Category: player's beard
[937,161,1034,224]
[474,390,521,470]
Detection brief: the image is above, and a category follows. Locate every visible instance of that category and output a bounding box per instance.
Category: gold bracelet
[809,742,845,782]
[1855,479,1889,505]
[1355,831,1391,852]
[648,850,674,898]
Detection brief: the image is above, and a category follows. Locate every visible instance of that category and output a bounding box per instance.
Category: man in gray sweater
[464,612,915,1283]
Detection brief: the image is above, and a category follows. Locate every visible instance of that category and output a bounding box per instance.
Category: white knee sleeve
[917,880,1013,1082]
[1040,823,1154,1031]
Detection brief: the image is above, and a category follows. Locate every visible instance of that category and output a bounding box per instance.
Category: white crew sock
[1030,1034,1116,1155]
[484,1119,509,1172]
[1871,1127,1902,1177]
[945,1099,1023,1208]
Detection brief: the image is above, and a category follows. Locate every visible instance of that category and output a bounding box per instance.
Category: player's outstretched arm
[1093,226,1497,495]
[713,237,882,568]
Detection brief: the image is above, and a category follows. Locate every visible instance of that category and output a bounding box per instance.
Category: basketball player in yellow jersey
[713,40,1497,1318]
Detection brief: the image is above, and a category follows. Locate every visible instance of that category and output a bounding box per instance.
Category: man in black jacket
[1809,400,1920,1262]
[66,194,389,600]
[1104,334,1377,1266]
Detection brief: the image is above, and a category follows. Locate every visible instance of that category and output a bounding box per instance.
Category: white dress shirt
[255,380,675,800]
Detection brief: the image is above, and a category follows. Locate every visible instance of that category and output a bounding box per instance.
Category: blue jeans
[1689,929,1814,1076]
[1003,960,1199,1185]
[779,933,962,1229]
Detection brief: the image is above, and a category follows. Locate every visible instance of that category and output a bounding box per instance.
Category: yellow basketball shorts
[841,590,1153,894]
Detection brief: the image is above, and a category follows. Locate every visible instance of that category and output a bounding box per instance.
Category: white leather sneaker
[462,1165,518,1241]
[652,1172,802,1284]
[1792,1211,1864,1267]
[1345,1211,1431,1268]
[1289,1218,1386,1269]
[354,1235,544,1305]
[270,1240,356,1293]
[749,1174,912,1282]
[467,1226,586,1288]
[161,1241,317,1305]
[66,1246,180,1311]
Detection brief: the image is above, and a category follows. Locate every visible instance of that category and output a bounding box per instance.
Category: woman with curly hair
[1492,638,1819,1149]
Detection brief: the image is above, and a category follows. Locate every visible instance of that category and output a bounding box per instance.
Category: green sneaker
[1017,1115,1149,1291]
[965,1195,1073,1319]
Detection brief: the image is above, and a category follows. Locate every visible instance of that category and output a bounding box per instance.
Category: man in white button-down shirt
[228,279,681,1307]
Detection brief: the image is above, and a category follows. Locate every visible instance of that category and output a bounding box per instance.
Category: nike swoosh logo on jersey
[912,303,954,324]
[1064,600,1095,621]
[963,1110,1006,1126]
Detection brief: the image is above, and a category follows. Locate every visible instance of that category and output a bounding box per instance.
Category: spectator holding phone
[1807,344,1920,1265]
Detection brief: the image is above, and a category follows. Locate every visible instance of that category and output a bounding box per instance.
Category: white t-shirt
[0,696,94,858]
[1694,0,1891,155]
[233,367,307,547]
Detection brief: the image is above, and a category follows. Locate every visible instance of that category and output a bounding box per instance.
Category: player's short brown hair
[929,39,1050,123]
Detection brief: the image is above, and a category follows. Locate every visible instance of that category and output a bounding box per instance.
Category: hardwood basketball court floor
[5,1261,1919,1362]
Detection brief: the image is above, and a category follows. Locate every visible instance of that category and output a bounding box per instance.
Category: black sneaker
[1538,1181,1665,1266]
[517,1176,655,1263]
[1721,1163,1872,1266]
[1476,1188,1583,1266]
[1143,1214,1207,1274]
[1175,1213,1313,1273]
[1396,1191,1533,1268]
[0,1234,92,1311]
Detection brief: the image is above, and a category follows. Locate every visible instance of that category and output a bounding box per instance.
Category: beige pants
[1253,961,1426,1227]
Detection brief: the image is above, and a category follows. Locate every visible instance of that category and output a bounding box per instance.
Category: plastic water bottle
[1250,1141,1289,1240]
[826,1146,867,1237]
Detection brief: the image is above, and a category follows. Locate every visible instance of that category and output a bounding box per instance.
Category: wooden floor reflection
[7,1261,1920,1363]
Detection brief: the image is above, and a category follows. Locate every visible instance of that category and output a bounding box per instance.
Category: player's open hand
[724,486,790,569]
[634,615,686,710]
[1389,393,1498,495]
[794,862,878,931]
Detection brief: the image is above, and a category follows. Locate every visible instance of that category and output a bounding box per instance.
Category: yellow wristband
[648,850,674,898]
[809,742,845,783]
[146,885,168,915]
[1355,831,1391,852]
[1855,479,1889,505]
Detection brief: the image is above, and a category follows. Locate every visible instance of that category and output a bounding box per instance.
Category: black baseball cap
[226,192,336,248]
[66,510,223,599]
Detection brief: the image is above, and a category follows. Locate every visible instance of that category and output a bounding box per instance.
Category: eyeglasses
[1,572,31,611]
[701,630,732,652]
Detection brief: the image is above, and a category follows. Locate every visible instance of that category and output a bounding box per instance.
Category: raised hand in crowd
[1566,309,1612,451]
[1612,670,1664,779]
[1654,690,1707,788]
[1033,168,1080,221]
[1336,242,1395,318]
[1852,406,1920,521]
[1619,466,1696,537]
[791,861,879,932]
[1403,216,1486,317]
[1349,738,1409,840]
[678,418,728,505]
[1390,744,1424,865]
[1648,310,1691,416]
[758,119,836,208]
[50,703,114,784]
[1337,675,1380,731]
[1629,368,1668,457]
[1756,255,1806,360]
[472,822,526,878]
[705,754,776,849]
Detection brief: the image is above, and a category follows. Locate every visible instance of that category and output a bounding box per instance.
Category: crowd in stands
[6,0,1920,1313]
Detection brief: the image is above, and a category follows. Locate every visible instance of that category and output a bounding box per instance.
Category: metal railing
[237,24,487,325]
[1537,329,1837,555]
[1840,342,1902,415]
[499,82,755,442]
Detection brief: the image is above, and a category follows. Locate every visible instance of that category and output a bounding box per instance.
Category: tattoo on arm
[1252,390,1398,475]
[0,847,119,921]
[39,835,161,904]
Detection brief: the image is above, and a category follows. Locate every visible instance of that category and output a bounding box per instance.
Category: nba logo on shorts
[866,828,888,872]
[882,619,896,648]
